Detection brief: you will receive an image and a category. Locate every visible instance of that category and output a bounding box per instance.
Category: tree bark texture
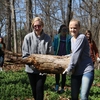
[6,54,71,74]
[11,0,17,53]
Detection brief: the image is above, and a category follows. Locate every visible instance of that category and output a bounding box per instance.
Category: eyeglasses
[33,25,42,28]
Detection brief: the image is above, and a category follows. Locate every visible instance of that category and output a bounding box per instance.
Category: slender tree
[5,0,12,51]
[66,0,72,27]
[26,0,33,33]
[0,0,5,36]
[11,0,17,53]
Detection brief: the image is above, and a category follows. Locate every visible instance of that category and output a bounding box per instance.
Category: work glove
[63,68,72,75]
[64,54,71,57]
[97,57,100,62]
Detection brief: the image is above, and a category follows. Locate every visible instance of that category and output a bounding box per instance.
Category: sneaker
[0,67,2,71]
[58,89,64,94]
[54,85,59,92]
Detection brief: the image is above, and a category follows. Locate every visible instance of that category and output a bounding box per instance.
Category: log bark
[5,50,22,57]
[6,54,71,74]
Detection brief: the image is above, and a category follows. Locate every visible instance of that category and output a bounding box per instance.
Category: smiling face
[32,17,44,35]
[86,33,91,39]
[33,20,43,35]
[85,30,92,40]
[69,20,80,38]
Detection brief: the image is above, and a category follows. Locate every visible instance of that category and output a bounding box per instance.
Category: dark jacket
[53,34,71,55]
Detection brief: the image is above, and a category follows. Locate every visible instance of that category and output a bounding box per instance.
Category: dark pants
[27,73,46,100]
[0,56,4,67]
[55,73,66,89]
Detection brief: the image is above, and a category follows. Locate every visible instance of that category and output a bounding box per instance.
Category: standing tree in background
[80,0,100,43]
[26,0,33,33]
[80,0,93,30]
[66,0,72,28]
[0,0,5,36]
[37,0,54,37]
[59,0,66,24]
[11,0,17,53]
[5,0,12,51]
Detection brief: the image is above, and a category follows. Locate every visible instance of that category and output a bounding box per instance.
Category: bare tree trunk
[19,17,22,53]
[88,1,92,30]
[5,0,12,51]
[11,0,17,53]
[46,5,52,37]
[66,0,72,27]
[34,0,37,17]
[60,0,65,24]
[88,14,92,30]
[26,0,33,33]
[0,23,3,36]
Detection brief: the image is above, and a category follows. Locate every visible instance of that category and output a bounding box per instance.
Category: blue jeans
[71,71,94,100]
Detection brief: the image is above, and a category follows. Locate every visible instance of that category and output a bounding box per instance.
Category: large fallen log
[6,54,71,74]
[5,50,22,57]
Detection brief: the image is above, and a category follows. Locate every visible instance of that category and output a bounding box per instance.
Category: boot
[54,85,59,91]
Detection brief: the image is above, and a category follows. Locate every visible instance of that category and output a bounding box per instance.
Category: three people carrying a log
[22,17,97,100]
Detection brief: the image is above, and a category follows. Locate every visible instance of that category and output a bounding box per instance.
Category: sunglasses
[34,25,42,28]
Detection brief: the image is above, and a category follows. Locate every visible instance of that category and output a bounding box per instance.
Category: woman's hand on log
[97,57,100,62]
[64,54,71,57]
[63,68,72,75]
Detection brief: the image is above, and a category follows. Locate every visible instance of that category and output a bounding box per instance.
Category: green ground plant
[0,68,100,100]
